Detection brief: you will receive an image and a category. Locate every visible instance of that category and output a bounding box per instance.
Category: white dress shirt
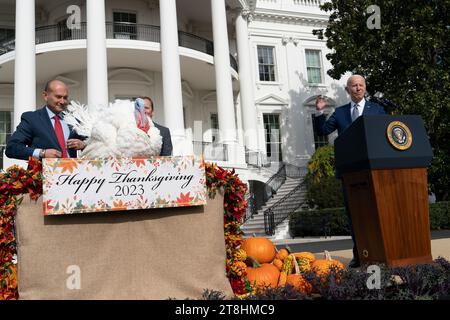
[33,106,71,159]
[350,98,366,118]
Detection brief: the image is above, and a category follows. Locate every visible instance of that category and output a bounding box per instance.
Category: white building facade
[0,0,348,177]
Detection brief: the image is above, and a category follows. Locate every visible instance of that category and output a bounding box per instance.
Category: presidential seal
[387,121,412,150]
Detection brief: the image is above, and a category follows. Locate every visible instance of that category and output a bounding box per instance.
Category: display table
[15,192,233,299]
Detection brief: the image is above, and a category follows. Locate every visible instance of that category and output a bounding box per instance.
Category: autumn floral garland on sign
[0,159,248,300]
[0,158,42,300]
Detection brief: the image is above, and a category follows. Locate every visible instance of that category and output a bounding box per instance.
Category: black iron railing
[192,141,228,161]
[285,162,308,178]
[261,162,308,235]
[264,164,286,200]
[0,22,238,71]
[264,181,307,235]
[245,148,270,168]
[244,192,257,222]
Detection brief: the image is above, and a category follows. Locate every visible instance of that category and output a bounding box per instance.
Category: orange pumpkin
[311,250,345,278]
[275,247,290,261]
[241,237,276,264]
[286,274,312,294]
[273,258,283,271]
[246,257,280,289]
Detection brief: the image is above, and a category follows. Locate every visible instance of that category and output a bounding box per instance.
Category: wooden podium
[334,115,433,267]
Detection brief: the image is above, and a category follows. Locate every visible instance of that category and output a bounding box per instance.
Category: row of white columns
[12,0,260,162]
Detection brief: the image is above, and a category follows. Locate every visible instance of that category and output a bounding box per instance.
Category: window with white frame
[305,49,323,84]
[210,113,219,143]
[263,113,282,162]
[257,45,276,82]
[113,11,137,39]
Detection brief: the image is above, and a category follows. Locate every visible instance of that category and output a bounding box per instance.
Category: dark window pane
[257,45,276,82]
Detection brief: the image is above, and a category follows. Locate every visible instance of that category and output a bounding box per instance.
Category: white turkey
[63,98,162,158]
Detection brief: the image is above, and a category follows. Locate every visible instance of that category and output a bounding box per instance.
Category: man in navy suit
[314,75,386,135]
[314,74,386,268]
[141,96,173,156]
[6,80,86,160]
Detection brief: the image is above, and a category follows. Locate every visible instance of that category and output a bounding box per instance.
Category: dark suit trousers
[341,181,359,262]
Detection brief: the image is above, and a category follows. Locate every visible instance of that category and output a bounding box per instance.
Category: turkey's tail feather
[63,101,98,138]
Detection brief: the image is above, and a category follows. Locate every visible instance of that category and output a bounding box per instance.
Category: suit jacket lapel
[363,101,373,115]
[39,107,60,149]
[343,103,352,125]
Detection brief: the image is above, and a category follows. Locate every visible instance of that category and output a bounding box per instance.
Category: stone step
[259,202,305,212]
[242,231,271,238]
[243,220,266,227]
[241,227,266,234]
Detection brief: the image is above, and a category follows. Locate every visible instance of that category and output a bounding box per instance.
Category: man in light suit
[141,96,173,156]
[314,74,386,268]
[6,80,86,161]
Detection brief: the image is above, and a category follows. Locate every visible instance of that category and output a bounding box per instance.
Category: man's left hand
[67,139,86,150]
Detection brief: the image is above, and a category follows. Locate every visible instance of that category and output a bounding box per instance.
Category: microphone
[369,92,399,110]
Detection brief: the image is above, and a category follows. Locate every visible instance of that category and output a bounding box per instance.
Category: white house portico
[0,0,349,178]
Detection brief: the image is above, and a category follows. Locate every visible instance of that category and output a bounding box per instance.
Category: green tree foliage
[305,145,343,209]
[313,0,450,200]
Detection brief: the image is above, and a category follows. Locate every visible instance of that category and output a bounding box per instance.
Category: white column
[235,11,259,151]
[4,0,35,168]
[13,0,36,130]
[86,0,108,107]
[211,0,243,164]
[159,0,186,155]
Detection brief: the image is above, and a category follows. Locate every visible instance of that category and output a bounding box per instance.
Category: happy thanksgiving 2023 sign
[42,156,206,215]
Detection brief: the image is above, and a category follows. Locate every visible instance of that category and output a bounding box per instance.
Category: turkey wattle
[63,99,163,158]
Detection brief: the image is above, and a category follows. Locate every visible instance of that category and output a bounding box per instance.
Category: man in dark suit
[141,96,173,156]
[314,74,386,268]
[6,80,86,160]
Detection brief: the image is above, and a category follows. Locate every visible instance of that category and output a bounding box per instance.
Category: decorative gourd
[275,247,290,261]
[241,237,276,264]
[311,250,345,278]
[286,255,313,294]
[296,257,312,273]
[245,257,280,289]
[293,252,315,264]
[273,258,283,271]
[234,248,247,262]
[281,254,294,275]
[277,271,287,287]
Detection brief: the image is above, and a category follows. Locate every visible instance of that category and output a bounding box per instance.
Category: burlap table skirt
[15,191,233,299]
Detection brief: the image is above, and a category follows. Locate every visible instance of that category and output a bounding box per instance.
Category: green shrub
[304,145,343,209]
[305,175,343,209]
[289,207,349,237]
[289,201,450,237]
[429,201,450,230]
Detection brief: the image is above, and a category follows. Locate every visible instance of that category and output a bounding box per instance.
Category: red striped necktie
[53,115,68,158]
